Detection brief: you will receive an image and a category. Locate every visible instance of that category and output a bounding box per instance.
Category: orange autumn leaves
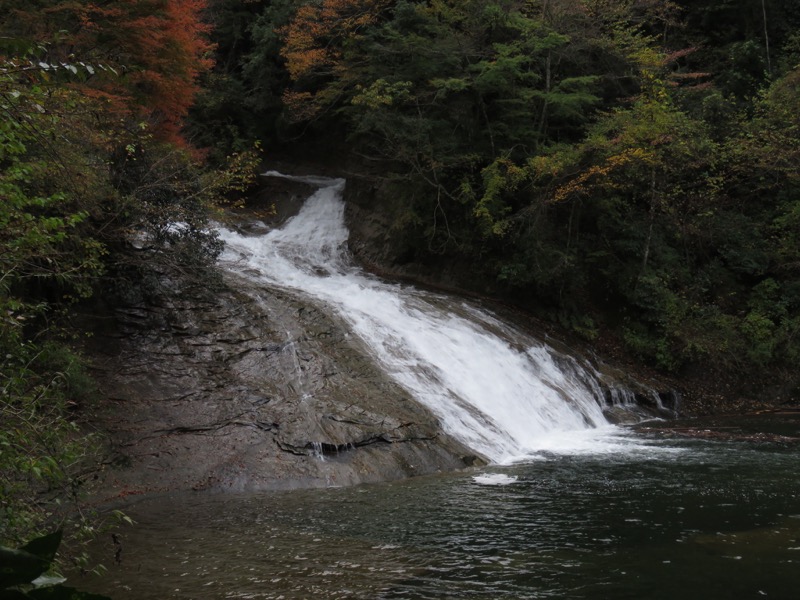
[280,0,390,120]
[82,0,213,142]
[9,1,214,144]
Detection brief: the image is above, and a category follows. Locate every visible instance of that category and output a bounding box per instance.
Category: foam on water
[472,473,519,486]
[218,174,652,463]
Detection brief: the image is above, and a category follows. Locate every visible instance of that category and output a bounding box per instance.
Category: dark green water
[81,418,800,599]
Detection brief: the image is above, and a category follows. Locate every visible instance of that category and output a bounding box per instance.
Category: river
[79,175,799,598]
[83,415,799,599]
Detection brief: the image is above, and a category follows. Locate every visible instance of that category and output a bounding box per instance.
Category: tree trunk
[641,166,657,275]
[762,0,772,74]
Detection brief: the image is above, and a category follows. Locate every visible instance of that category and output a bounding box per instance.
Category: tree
[188,0,298,159]
[719,66,800,366]
[2,0,214,144]
[1,61,106,546]
[0,0,256,549]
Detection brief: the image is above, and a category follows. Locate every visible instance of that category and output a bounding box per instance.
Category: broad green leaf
[0,547,49,588]
[20,531,62,565]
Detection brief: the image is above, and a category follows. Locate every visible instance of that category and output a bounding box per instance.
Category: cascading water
[218,173,635,463]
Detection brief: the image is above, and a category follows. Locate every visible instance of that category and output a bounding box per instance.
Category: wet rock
[603,406,650,425]
[85,271,481,500]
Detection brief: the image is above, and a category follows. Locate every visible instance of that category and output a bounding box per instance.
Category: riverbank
[77,167,656,504]
[221,160,799,418]
[333,168,798,418]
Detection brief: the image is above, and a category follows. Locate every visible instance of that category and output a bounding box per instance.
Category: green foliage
[0,61,107,545]
[0,334,101,545]
[238,0,800,384]
[169,0,800,394]
[475,157,528,237]
[106,137,262,302]
[1,0,258,556]
[0,77,106,302]
[187,0,297,158]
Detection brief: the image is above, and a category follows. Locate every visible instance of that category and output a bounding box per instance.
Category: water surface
[83,418,800,599]
[84,175,798,597]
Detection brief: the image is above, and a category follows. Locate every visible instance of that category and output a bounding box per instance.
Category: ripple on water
[81,428,800,600]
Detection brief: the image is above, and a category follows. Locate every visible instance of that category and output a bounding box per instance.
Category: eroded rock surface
[87,273,481,500]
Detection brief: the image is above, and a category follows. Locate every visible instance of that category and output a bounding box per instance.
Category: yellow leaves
[281,0,389,81]
[279,0,396,120]
[281,90,320,122]
[281,5,337,79]
[553,165,608,203]
[527,152,570,179]
[610,146,655,165]
[351,79,412,109]
[284,47,331,80]
[552,147,656,203]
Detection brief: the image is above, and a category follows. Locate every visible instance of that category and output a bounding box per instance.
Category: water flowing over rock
[86,172,673,498]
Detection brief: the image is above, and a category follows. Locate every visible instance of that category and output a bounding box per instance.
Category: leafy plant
[0,531,111,599]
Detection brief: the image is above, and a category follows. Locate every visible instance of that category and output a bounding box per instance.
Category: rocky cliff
[84,176,482,501]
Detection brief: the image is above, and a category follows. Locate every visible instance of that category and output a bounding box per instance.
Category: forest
[190,0,800,380]
[1,0,799,577]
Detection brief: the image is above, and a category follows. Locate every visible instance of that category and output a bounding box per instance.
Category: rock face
[84,169,676,501]
[87,272,481,499]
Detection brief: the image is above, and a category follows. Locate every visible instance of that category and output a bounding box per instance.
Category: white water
[472,473,519,486]
[218,174,637,463]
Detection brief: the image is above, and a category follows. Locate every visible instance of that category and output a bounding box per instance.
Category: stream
[217,174,647,462]
[80,175,800,598]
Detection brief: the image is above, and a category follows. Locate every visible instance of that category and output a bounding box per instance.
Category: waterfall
[218,174,626,464]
